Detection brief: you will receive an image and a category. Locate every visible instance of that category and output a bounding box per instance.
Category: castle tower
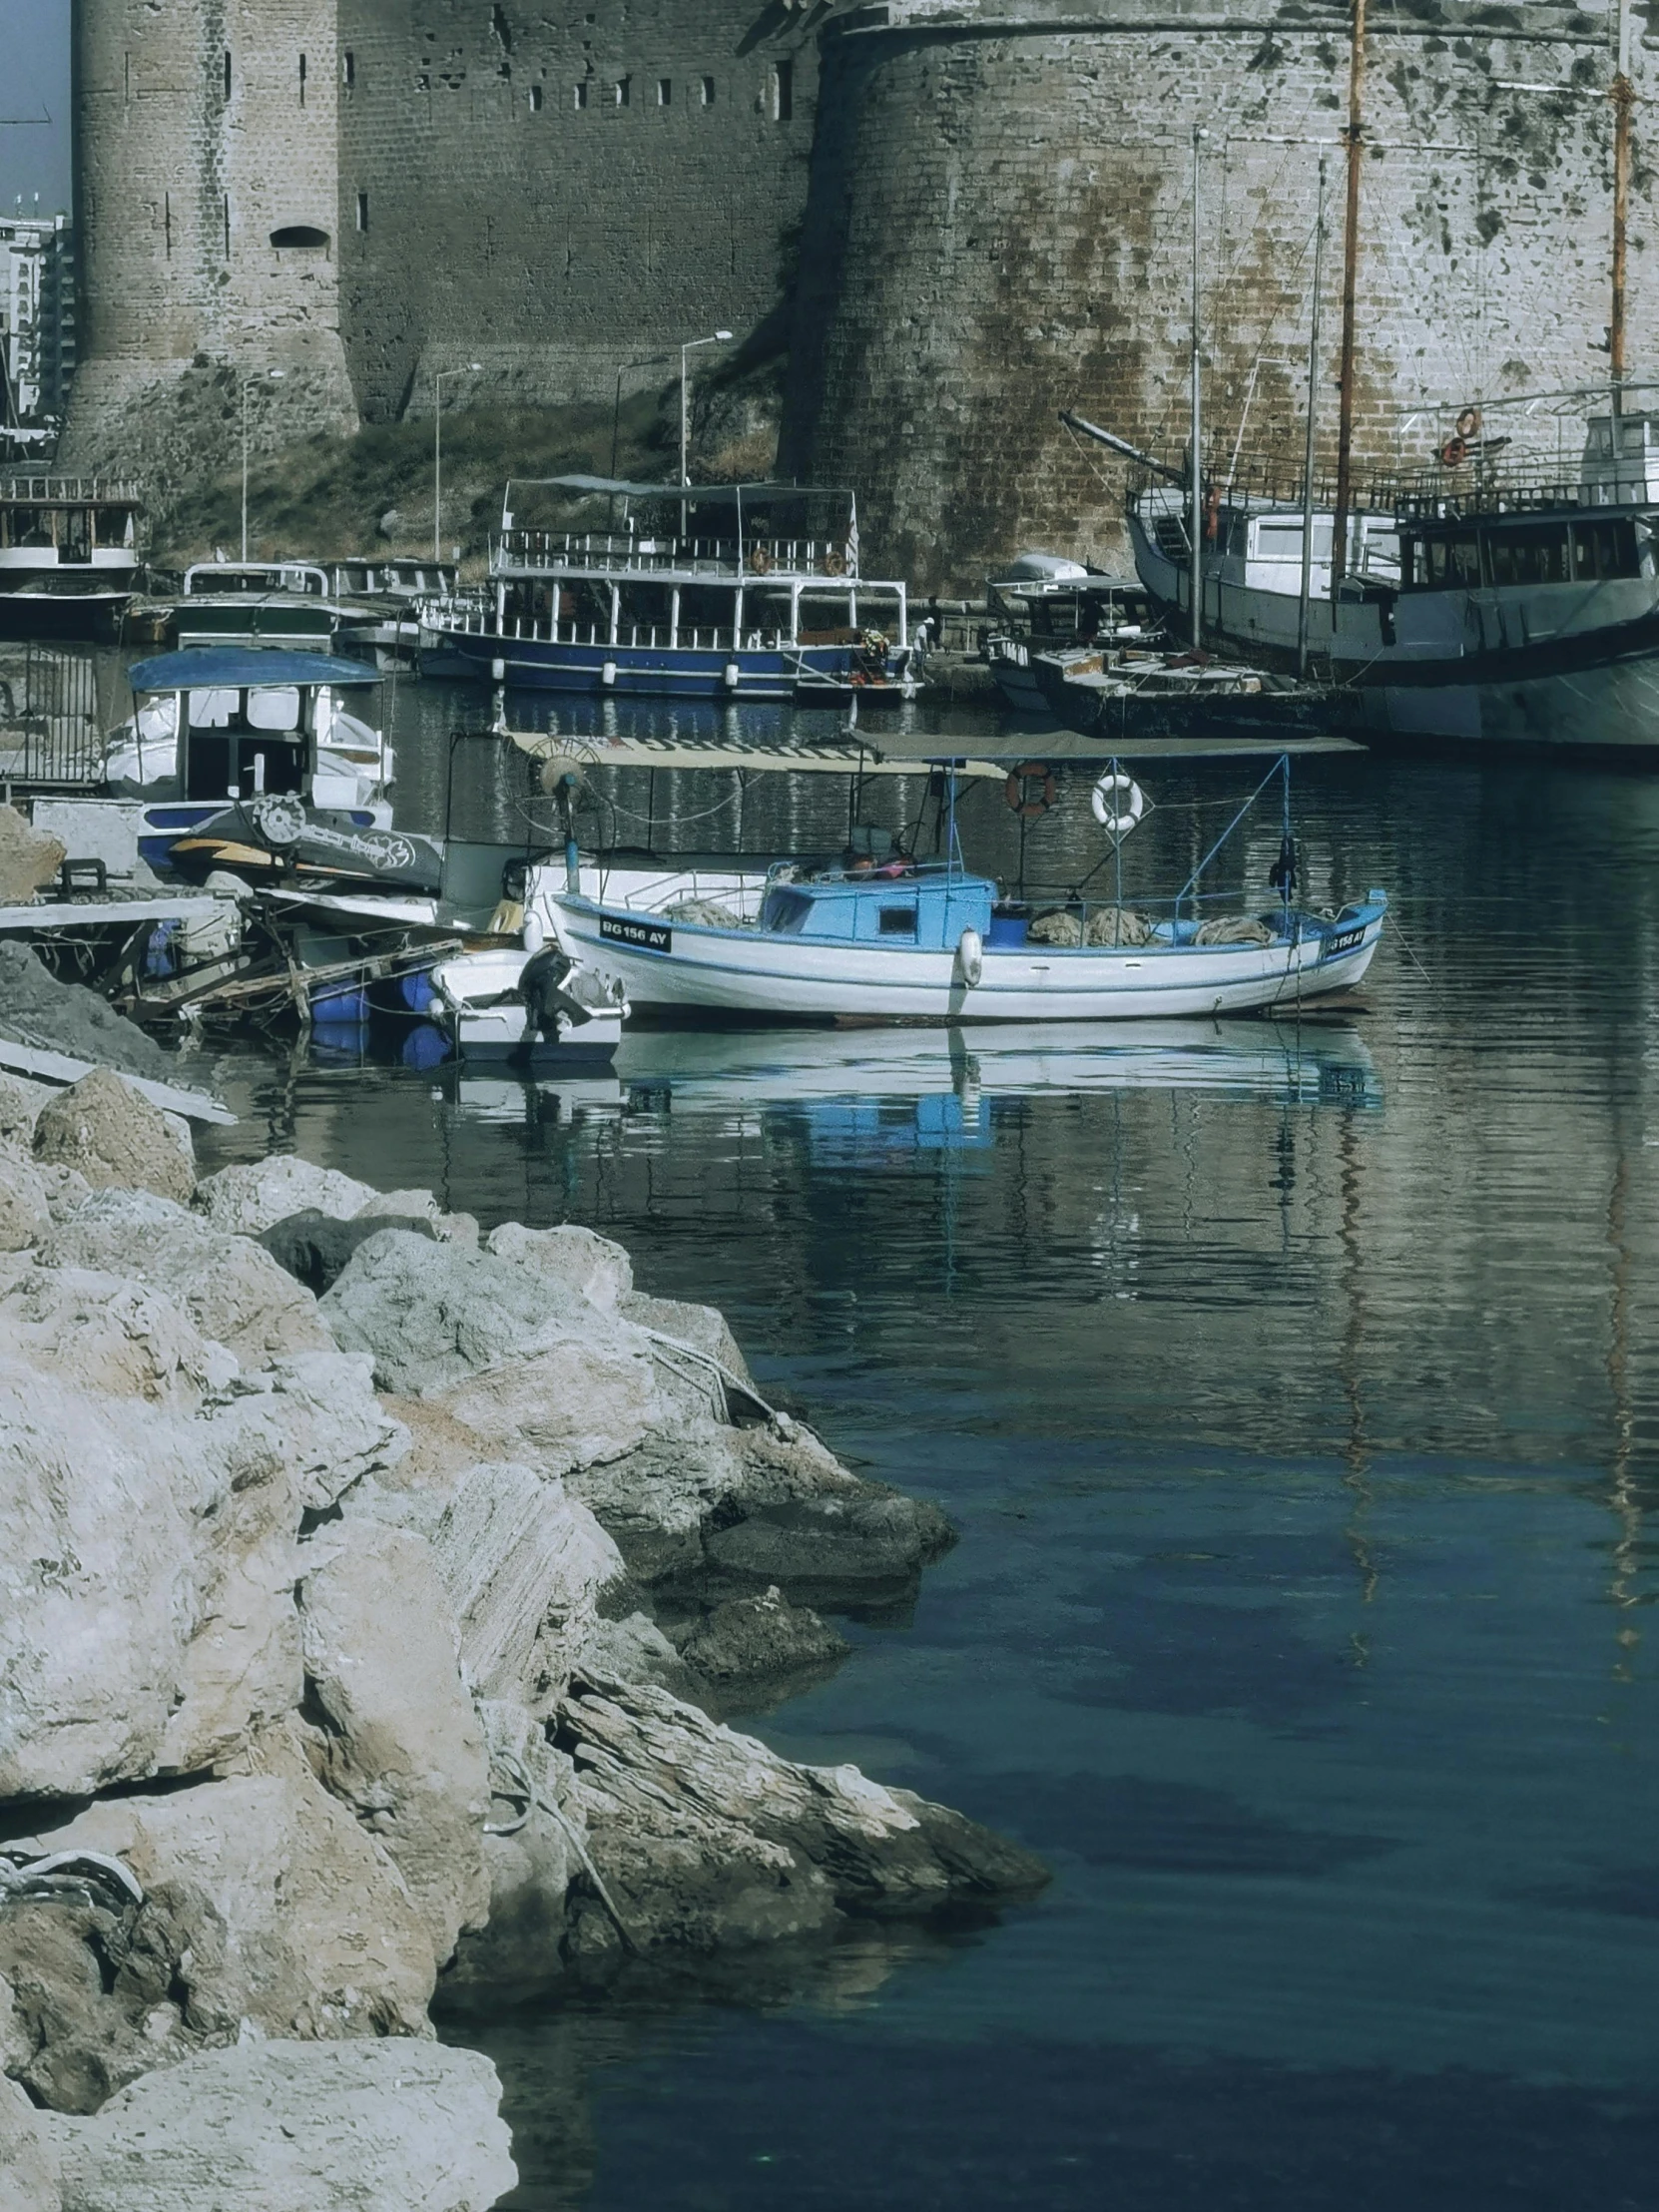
[69,0,357,476]
[782,0,1656,588]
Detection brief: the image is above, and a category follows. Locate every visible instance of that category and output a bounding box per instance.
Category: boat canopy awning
[870,731,1365,768]
[508,729,1004,779]
[128,649,382,693]
[512,475,804,507]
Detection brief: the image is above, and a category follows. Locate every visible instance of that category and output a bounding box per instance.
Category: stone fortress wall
[781,0,1658,583]
[66,0,1659,584]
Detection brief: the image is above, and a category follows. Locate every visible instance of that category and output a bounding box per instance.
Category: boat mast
[1298,155,1330,678]
[1611,0,1634,418]
[1331,0,1367,595]
[1190,123,1206,651]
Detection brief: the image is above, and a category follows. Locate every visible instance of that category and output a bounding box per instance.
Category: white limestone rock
[32,1070,193,1207]
[21,1770,437,2046]
[0,1144,52,1252]
[1,2071,61,2212]
[297,1515,491,1963]
[193,1155,378,1238]
[426,1460,625,1713]
[484,1220,633,1308]
[39,1189,332,1366]
[0,1350,301,1799]
[46,2038,515,2212]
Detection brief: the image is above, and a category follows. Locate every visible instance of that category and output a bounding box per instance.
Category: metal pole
[1612,0,1634,419]
[1190,123,1206,653]
[241,379,249,562]
[1332,0,1367,595]
[1298,155,1330,677]
[433,372,444,565]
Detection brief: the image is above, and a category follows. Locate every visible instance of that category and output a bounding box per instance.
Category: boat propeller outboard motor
[1269,833,1299,900]
[518,936,607,1041]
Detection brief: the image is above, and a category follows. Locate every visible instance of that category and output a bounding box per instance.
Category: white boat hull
[552,896,1384,1022]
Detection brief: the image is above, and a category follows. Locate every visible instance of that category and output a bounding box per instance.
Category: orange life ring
[1004,762,1056,820]
[824,547,846,576]
[1204,486,1221,542]
[1439,436,1468,468]
[748,545,773,575]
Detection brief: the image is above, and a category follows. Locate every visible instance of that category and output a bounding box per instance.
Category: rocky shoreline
[1,1044,1044,2208]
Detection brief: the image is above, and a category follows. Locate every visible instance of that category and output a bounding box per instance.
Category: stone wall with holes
[334,0,823,420]
[67,0,825,462]
[781,0,1657,588]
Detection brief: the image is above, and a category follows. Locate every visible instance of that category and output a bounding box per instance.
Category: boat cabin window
[1570,517,1640,581]
[1485,524,1571,588]
[1422,531,1482,589]
[877,905,917,937]
[181,685,308,801]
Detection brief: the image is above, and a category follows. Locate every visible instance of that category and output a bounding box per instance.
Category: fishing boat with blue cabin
[419,476,918,702]
[535,736,1387,1023]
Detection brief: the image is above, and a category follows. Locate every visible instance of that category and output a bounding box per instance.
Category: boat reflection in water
[431,1016,1380,1137]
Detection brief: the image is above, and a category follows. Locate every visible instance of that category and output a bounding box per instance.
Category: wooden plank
[0,1037,235,1124]
[0,897,221,930]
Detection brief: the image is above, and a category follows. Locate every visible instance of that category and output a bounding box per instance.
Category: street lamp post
[679,329,733,538]
[433,363,483,563]
[241,367,284,562]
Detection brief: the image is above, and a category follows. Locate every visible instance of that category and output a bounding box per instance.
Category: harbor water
[190,683,1659,2210]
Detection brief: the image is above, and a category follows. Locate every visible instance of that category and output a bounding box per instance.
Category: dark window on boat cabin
[1485,523,1570,588]
[1421,531,1481,590]
[1570,517,1639,581]
[878,905,917,937]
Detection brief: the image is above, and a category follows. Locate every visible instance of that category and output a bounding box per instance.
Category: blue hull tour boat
[419,476,919,703]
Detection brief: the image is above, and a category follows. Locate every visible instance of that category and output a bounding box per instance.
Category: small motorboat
[428,925,626,1068]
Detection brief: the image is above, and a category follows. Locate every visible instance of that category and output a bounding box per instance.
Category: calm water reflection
[190,700,1659,2210]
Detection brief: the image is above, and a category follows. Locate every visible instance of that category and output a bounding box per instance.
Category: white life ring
[1090,771,1145,836]
[955,926,983,987]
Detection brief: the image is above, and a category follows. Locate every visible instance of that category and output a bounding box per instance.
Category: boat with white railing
[418,474,919,702]
[546,749,1387,1023]
[172,561,353,652]
[0,475,142,642]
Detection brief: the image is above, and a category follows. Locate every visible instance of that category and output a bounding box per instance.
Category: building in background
[1,207,76,455]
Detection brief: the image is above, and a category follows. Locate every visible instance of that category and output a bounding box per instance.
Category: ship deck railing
[432,606,834,653]
[1128,452,1659,525]
[0,476,143,506]
[491,529,862,583]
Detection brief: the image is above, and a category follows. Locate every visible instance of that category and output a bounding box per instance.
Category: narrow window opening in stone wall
[418,73,430,93]
[298,54,306,107]
[615,77,630,107]
[492,4,514,52]
[223,195,231,258]
[701,75,715,107]
[574,80,588,109]
[223,50,232,102]
[529,83,543,111]
[271,225,329,251]
[124,52,130,103]
[342,50,355,90]
[658,78,672,106]
[164,192,172,259]
[356,192,368,232]
[772,61,793,122]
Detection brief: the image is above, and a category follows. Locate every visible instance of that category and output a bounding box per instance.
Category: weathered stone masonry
[67,1,1659,585]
